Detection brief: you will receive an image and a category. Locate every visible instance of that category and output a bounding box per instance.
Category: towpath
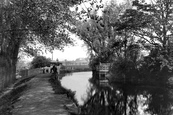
[12,73,73,115]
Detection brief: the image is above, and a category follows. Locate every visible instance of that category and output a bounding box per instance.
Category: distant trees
[30,56,51,69]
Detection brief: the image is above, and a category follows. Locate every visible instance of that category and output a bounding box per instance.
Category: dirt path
[12,74,73,115]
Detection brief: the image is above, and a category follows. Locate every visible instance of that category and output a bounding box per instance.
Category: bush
[110,57,138,82]
[30,56,51,68]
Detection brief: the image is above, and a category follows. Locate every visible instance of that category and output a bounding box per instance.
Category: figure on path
[51,65,59,80]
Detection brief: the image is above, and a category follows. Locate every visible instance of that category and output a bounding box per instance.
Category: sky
[44,36,88,61]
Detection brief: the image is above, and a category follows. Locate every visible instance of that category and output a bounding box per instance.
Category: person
[51,65,58,80]
[56,65,61,74]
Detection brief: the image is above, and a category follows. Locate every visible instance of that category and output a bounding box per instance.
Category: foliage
[110,44,173,83]
[76,0,131,64]
[30,56,51,68]
[75,0,151,82]
[107,0,173,82]
[78,0,173,83]
[0,0,82,59]
[0,0,81,89]
[124,0,173,55]
[109,44,142,82]
[138,48,173,82]
[17,0,81,52]
[134,0,173,81]
[16,60,30,71]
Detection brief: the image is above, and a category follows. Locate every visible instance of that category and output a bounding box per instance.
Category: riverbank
[0,75,34,115]
[49,76,79,114]
[0,73,80,115]
[48,76,79,105]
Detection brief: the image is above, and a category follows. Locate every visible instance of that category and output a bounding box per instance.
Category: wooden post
[98,63,110,85]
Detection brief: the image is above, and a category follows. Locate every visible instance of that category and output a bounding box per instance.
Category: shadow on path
[12,73,73,115]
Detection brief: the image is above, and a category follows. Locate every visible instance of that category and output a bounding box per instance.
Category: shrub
[30,56,51,68]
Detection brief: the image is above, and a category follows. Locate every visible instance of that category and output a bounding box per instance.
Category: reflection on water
[61,71,92,105]
[60,72,173,115]
[81,83,173,115]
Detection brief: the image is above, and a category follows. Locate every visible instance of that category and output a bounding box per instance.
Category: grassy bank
[0,76,34,115]
[48,76,79,106]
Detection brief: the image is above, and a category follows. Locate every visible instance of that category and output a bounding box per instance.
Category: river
[61,71,173,115]
[61,71,92,105]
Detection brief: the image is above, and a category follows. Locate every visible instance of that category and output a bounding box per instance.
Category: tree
[0,0,82,89]
[117,0,173,82]
[126,0,173,61]
[30,56,51,68]
[75,0,144,80]
[76,0,131,63]
[132,0,173,48]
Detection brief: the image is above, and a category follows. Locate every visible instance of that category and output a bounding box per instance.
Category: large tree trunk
[0,47,20,91]
[11,43,20,83]
[0,32,21,91]
[0,54,11,90]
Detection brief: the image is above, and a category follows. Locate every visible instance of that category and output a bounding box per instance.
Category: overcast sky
[44,36,88,61]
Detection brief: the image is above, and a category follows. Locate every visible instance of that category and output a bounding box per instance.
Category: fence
[0,68,43,92]
[19,68,43,78]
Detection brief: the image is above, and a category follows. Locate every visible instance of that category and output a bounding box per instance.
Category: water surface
[61,71,92,105]
[61,72,173,115]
